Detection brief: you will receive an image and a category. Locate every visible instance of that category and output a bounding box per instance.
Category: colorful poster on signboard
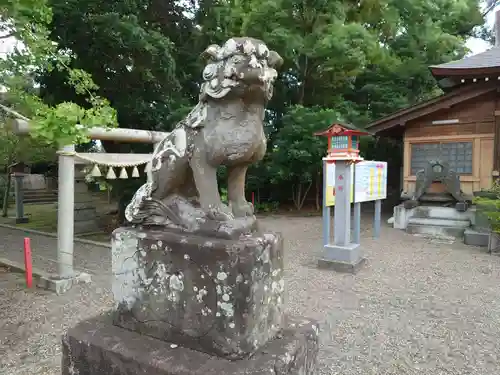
[325,162,353,206]
[325,161,387,206]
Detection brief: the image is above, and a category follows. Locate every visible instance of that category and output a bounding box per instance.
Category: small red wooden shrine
[314,122,369,163]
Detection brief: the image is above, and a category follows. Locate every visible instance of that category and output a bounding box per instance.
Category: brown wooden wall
[403,92,495,195]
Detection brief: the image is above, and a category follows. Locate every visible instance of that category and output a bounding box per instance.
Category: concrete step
[408,217,470,228]
[22,196,58,201]
[9,190,58,204]
[24,199,57,204]
[10,196,58,203]
[24,191,58,197]
[411,206,474,221]
[406,223,468,239]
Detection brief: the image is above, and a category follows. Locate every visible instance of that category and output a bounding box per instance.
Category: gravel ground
[1,214,500,375]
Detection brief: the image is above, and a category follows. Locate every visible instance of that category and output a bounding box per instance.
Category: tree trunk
[2,173,12,217]
[292,184,301,210]
[292,181,313,211]
[298,181,312,210]
[298,56,308,105]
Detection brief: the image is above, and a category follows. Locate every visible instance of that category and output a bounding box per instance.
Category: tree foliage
[268,106,335,209]
[1,0,489,211]
[1,0,117,146]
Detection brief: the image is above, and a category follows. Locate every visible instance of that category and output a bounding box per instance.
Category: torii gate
[11,118,168,290]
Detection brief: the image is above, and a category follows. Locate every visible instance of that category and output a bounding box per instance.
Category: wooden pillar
[494,9,500,176]
[494,93,500,174]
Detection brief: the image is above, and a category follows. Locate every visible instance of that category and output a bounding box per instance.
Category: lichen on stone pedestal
[111,226,285,359]
[62,313,319,375]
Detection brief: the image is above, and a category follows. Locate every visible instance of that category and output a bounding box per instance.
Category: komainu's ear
[268,50,283,69]
[201,44,220,60]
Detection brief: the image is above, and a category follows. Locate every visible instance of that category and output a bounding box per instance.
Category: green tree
[9,0,487,213]
[267,105,339,210]
[0,99,57,215]
[344,0,484,122]
[38,0,200,134]
[0,0,117,146]
[30,0,192,216]
[195,0,485,210]
[198,0,484,126]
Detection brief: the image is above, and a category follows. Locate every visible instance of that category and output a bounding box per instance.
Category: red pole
[23,237,33,288]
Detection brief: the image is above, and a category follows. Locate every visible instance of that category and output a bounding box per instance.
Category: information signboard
[325,161,387,206]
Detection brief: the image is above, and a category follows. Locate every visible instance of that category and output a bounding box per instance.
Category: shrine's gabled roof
[313,122,372,137]
[364,82,498,135]
[429,47,500,77]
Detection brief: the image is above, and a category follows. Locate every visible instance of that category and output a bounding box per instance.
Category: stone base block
[74,219,100,235]
[112,226,285,360]
[43,272,92,295]
[15,216,29,224]
[318,243,365,273]
[318,257,366,274]
[323,243,361,263]
[464,228,489,247]
[62,313,319,375]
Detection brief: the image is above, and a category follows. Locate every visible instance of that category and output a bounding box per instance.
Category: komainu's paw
[230,200,254,218]
[207,203,234,221]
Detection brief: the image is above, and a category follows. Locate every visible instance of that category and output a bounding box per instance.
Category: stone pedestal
[392,204,474,241]
[62,312,319,375]
[111,227,286,359]
[61,225,320,375]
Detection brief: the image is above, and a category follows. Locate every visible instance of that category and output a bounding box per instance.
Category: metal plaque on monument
[62,37,320,375]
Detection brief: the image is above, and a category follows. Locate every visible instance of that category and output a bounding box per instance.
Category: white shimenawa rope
[57,150,154,180]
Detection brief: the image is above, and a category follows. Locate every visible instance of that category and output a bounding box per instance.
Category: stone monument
[62,37,319,375]
[73,167,100,234]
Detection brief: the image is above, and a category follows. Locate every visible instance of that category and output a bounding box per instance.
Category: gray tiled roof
[430,47,500,70]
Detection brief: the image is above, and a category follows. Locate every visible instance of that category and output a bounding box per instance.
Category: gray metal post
[353,202,361,244]
[352,164,360,244]
[322,160,330,246]
[57,145,75,278]
[13,173,28,223]
[373,199,382,239]
[333,161,351,246]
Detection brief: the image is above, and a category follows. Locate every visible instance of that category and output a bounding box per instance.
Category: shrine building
[365,47,500,195]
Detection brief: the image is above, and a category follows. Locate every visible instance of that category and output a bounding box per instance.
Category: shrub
[473,181,500,233]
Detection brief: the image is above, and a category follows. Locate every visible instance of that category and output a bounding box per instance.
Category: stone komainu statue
[402,159,470,212]
[125,37,283,235]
